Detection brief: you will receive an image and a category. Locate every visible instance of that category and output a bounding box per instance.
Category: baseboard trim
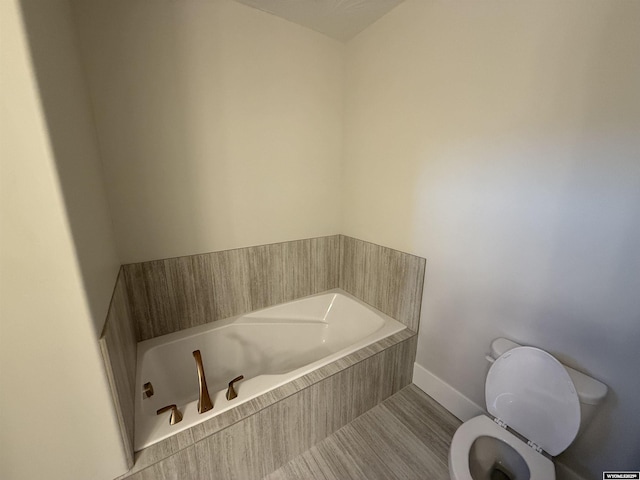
[412,362,484,422]
[411,362,586,480]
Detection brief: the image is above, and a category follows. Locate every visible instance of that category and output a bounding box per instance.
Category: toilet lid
[485,346,580,456]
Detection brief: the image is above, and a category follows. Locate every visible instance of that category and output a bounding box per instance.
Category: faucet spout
[192,350,213,413]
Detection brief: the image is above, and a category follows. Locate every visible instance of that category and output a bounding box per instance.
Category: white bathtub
[134,289,406,450]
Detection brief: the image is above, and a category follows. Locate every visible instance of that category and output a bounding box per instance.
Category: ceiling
[234,0,405,42]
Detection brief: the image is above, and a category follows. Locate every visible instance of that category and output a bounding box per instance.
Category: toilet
[449,338,608,480]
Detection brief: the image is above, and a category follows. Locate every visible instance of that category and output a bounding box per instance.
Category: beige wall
[19,0,121,335]
[73,0,344,264]
[0,0,127,479]
[343,0,640,477]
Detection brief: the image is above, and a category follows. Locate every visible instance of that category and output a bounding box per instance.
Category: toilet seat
[449,415,556,480]
[485,346,580,456]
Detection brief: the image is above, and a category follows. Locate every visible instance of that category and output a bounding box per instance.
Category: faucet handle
[156,404,183,425]
[226,375,244,401]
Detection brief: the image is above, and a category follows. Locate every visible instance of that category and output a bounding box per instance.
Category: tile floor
[265,384,461,480]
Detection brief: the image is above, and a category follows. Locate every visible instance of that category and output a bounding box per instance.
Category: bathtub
[134,288,406,450]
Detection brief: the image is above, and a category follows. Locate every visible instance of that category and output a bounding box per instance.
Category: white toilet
[449,338,608,480]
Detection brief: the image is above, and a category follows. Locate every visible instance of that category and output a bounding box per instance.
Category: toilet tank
[488,338,608,435]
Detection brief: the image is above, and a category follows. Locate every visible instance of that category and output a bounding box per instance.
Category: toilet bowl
[449,416,554,480]
[448,341,607,480]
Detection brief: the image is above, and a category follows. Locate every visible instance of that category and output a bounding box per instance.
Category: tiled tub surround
[99,271,137,468]
[99,234,426,476]
[339,236,425,332]
[122,235,426,341]
[123,235,341,341]
[121,331,417,479]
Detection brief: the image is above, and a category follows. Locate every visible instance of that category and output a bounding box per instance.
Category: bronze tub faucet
[192,350,213,413]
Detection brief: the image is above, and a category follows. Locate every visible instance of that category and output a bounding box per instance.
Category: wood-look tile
[339,235,367,300]
[163,256,204,331]
[191,441,215,480]
[346,352,383,420]
[349,405,447,479]
[266,452,331,480]
[266,385,460,480]
[123,234,421,339]
[141,260,175,338]
[123,236,341,341]
[282,239,312,302]
[122,262,152,341]
[187,254,217,325]
[129,446,186,480]
[125,256,216,340]
[129,436,180,476]
[393,335,418,391]
[210,248,252,320]
[129,379,323,480]
[311,235,340,293]
[122,260,173,340]
[339,235,426,332]
[248,243,286,311]
[287,433,375,480]
[323,426,398,479]
[381,384,459,460]
[100,270,137,469]
[204,412,261,479]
